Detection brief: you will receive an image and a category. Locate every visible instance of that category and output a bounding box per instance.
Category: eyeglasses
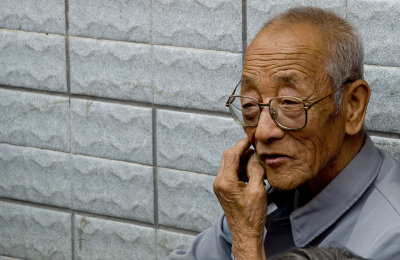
[225,81,348,130]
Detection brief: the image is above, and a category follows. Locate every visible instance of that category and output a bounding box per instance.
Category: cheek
[293,132,327,174]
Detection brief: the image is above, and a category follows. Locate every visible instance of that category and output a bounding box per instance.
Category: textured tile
[157,110,245,175]
[364,65,400,134]
[0,144,71,208]
[74,215,155,259]
[157,229,197,259]
[69,0,150,43]
[71,99,152,164]
[247,0,346,45]
[158,168,222,232]
[153,0,242,52]
[0,0,65,34]
[371,136,400,162]
[72,155,153,223]
[0,30,66,92]
[70,37,152,102]
[348,0,400,67]
[0,256,23,260]
[153,46,242,111]
[0,202,71,260]
[0,89,69,152]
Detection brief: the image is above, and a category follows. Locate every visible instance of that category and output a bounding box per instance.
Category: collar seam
[372,182,400,216]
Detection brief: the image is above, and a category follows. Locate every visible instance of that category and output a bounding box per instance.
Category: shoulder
[346,150,400,258]
[372,149,400,215]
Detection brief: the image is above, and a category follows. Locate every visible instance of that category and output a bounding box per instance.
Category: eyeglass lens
[229,96,306,129]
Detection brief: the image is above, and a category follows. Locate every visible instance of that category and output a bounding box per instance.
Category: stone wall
[0,0,399,259]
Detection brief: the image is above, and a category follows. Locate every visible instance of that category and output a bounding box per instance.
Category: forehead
[242,23,327,93]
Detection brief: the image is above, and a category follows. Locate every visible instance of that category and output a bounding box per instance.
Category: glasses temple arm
[305,81,351,110]
[226,80,242,106]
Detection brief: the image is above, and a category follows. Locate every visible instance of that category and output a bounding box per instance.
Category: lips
[259,153,291,167]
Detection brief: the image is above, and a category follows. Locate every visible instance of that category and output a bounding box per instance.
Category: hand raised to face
[213,138,267,260]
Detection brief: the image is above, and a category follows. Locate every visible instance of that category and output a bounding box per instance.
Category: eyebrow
[241,75,257,85]
[272,74,299,86]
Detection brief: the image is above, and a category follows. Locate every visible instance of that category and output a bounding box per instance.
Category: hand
[213,138,268,260]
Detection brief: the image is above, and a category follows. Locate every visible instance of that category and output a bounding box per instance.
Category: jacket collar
[290,136,382,247]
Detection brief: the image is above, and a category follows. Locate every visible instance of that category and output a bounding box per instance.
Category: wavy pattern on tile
[71,99,152,164]
[0,202,71,259]
[0,89,69,152]
[70,38,152,102]
[153,46,241,111]
[69,0,150,42]
[158,168,222,232]
[74,215,155,259]
[71,155,153,223]
[0,0,65,34]
[153,0,241,52]
[157,110,244,175]
[0,30,66,92]
[0,144,71,208]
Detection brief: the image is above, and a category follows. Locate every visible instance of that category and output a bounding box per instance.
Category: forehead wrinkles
[244,45,324,77]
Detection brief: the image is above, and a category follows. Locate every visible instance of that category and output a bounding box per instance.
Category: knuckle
[223,148,239,159]
[222,149,233,159]
[213,179,229,193]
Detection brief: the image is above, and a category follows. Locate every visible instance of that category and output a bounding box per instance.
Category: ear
[343,79,370,135]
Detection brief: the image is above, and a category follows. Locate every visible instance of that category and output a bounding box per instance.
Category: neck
[307,133,365,195]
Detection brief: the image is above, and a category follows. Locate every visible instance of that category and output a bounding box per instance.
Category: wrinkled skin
[213,22,369,259]
[213,138,267,259]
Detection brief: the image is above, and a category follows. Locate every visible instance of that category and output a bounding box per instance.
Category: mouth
[259,153,291,167]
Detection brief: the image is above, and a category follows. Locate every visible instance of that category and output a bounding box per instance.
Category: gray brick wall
[0,1,399,259]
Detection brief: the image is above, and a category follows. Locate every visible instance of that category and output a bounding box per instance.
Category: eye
[242,102,257,109]
[281,98,300,105]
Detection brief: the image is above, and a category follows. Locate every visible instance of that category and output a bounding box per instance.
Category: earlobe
[344,79,370,135]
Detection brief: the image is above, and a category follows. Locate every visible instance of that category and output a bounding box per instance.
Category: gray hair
[263,6,364,110]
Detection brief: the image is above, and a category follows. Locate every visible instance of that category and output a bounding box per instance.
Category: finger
[219,138,251,173]
[247,153,266,188]
[231,137,252,156]
[215,138,252,186]
[238,148,256,182]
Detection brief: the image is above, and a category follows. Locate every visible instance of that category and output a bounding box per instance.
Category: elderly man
[165,6,400,260]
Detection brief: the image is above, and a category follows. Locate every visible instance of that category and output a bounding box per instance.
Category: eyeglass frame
[225,79,351,130]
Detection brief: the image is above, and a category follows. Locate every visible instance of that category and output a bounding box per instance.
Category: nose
[254,107,285,144]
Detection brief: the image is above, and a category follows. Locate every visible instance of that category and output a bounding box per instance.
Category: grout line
[156,166,217,177]
[242,0,247,61]
[65,0,71,95]
[0,84,70,97]
[0,84,231,117]
[150,0,159,255]
[0,27,240,55]
[0,141,225,176]
[66,0,75,246]
[0,27,65,37]
[0,140,222,177]
[0,197,156,229]
[71,213,76,260]
[367,131,400,139]
[152,108,159,230]
[69,98,72,153]
[364,64,400,70]
[158,225,201,237]
[69,34,241,55]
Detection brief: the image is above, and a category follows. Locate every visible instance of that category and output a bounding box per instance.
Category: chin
[266,171,306,191]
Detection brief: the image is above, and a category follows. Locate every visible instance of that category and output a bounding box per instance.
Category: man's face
[242,23,346,191]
